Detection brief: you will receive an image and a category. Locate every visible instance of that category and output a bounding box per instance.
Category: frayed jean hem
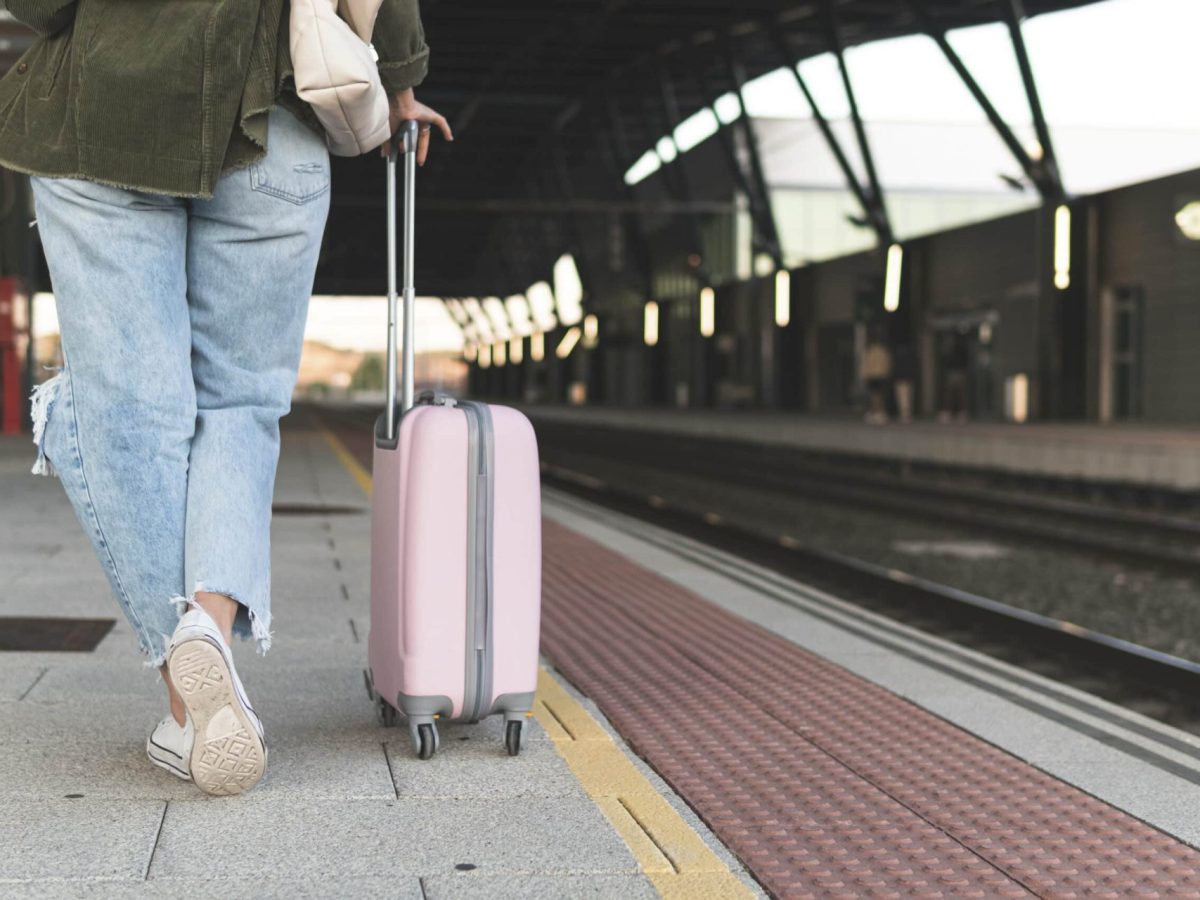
[29,368,65,477]
[167,582,273,656]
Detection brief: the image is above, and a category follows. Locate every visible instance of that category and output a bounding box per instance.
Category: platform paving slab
[147,797,639,880]
[385,735,586,800]
[0,879,425,899]
[0,800,165,883]
[0,660,48,700]
[420,873,659,899]
[0,733,399,802]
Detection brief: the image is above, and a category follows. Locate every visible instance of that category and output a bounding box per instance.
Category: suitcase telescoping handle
[384,119,420,441]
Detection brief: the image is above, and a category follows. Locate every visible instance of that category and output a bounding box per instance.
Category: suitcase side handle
[384,119,420,442]
[416,389,457,408]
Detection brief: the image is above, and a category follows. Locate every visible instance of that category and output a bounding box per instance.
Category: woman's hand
[383,89,453,165]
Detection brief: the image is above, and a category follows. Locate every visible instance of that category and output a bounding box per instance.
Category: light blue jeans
[29,104,331,666]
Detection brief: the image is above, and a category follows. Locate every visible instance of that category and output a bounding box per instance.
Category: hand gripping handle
[385,120,420,441]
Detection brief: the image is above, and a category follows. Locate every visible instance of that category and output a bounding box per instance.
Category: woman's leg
[180,104,331,644]
[29,177,194,674]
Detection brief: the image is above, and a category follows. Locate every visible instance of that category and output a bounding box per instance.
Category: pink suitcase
[365,122,542,759]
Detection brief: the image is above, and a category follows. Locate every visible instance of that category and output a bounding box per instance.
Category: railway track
[530,419,1200,577]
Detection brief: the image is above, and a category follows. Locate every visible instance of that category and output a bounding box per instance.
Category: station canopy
[0,2,1102,298]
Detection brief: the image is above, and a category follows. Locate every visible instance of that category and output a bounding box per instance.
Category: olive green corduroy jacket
[0,0,429,198]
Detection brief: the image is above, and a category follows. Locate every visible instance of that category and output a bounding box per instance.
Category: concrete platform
[524,405,1200,491]
[0,422,756,898]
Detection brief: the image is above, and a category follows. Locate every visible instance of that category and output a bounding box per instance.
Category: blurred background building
[0,0,1197,427]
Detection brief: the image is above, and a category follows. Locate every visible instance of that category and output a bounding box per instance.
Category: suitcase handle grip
[384,119,420,442]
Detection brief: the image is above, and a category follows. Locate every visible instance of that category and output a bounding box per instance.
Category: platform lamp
[883,244,903,313]
[774,270,790,328]
[530,331,545,362]
[699,287,715,338]
[1053,204,1071,290]
[556,327,582,359]
[644,301,659,347]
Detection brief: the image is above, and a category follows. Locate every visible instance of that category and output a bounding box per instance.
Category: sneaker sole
[167,639,266,796]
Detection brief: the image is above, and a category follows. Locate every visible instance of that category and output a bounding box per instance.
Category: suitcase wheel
[417,722,438,760]
[505,720,523,757]
[375,696,398,728]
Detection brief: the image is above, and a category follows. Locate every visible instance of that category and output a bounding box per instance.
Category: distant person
[1,0,450,796]
[892,343,916,424]
[862,331,892,425]
[939,329,970,423]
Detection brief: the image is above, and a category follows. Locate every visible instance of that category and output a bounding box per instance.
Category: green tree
[350,353,385,391]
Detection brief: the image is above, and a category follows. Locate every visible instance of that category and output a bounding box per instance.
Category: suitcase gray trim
[477,402,496,722]
[395,692,454,717]
[458,400,495,723]
[487,691,535,719]
[462,404,481,722]
[373,407,400,451]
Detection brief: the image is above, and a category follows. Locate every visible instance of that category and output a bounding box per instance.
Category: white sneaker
[166,604,268,796]
[147,715,193,781]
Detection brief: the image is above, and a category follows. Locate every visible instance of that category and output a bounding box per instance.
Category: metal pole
[402,119,418,413]
[653,63,711,286]
[385,120,419,442]
[1003,0,1063,200]
[768,32,879,241]
[905,0,1047,196]
[385,134,398,439]
[723,46,784,268]
[595,105,655,300]
[693,62,768,245]
[824,0,891,245]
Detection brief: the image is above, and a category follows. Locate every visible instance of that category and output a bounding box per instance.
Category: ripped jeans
[28,104,331,666]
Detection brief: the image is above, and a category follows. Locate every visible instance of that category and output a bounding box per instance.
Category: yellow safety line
[319,426,373,498]
[319,423,753,899]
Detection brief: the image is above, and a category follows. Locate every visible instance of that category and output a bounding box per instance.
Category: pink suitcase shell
[367,397,542,758]
[364,122,542,758]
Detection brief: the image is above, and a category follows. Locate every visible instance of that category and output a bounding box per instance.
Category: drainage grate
[271,503,366,516]
[0,617,115,652]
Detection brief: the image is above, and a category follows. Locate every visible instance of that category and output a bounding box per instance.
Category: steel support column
[549,139,601,300]
[1003,0,1064,201]
[768,32,886,246]
[652,63,712,288]
[694,62,776,267]
[823,0,892,245]
[599,101,656,301]
[722,47,785,269]
[906,0,1061,199]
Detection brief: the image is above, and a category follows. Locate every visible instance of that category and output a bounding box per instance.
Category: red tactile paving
[538,519,1200,899]
[321,415,1200,899]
